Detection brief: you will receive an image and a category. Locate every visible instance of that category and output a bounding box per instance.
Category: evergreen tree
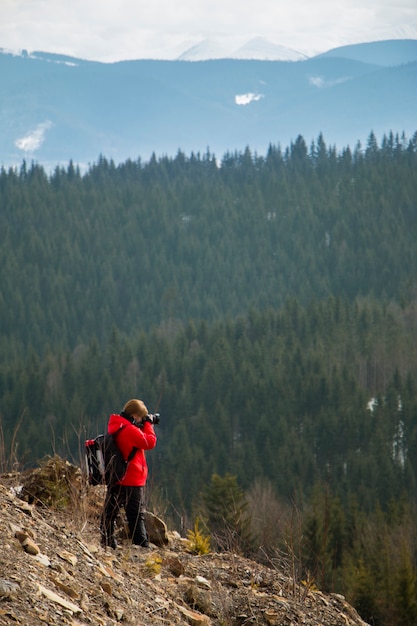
[201,473,252,554]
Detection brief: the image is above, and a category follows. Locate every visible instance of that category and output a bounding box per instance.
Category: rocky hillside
[0,457,369,626]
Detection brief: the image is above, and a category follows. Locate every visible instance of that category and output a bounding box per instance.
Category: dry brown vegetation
[0,456,369,625]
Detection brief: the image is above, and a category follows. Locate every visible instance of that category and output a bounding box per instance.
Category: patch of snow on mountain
[309,76,326,88]
[1,48,78,66]
[15,121,53,152]
[367,397,378,412]
[309,75,351,88]
[0,47,31,58]
[235,93,264,105]
[31,54,78,67]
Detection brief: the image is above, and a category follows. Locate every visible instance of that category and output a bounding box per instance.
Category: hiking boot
[101,537,118,550]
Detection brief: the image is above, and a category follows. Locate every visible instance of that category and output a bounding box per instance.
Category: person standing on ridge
[100,398,157,549]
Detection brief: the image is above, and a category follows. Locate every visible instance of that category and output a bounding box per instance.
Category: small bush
[187,518,211,555]
[21,455,82,509]
[144,555,162,576]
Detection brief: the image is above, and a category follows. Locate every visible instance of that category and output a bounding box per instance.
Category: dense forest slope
[1,129,417,506]
[1,131,417,358]
[1,132,417,625]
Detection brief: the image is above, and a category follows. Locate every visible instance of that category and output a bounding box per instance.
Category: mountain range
[1,38,416,168]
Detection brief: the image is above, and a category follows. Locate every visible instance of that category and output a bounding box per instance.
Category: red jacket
[107,413,157,486]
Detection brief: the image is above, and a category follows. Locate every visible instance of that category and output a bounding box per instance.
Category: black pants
[101,484,148,546]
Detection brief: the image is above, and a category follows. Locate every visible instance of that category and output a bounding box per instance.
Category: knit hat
[122,399,148,418]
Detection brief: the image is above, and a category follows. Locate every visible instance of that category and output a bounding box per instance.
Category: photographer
[100,398,157,549]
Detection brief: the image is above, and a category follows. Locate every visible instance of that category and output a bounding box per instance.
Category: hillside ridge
[0,457,369,625]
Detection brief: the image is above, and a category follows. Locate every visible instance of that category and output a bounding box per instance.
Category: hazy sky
[1,0,417,61]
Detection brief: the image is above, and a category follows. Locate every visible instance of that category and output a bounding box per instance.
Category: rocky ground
[0,457,369,626]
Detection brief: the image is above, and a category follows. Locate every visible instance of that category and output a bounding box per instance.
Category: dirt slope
[0,457,369,626]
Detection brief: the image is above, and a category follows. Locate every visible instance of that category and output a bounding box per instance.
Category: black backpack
[85,426,137,486]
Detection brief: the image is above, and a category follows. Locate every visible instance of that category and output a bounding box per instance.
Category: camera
[146,413,160,425]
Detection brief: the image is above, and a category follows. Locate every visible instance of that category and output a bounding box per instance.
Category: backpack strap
[127,447,138,462]
[112,425,138,463]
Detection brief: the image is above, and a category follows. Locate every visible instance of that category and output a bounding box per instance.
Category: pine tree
[201,473,252,554]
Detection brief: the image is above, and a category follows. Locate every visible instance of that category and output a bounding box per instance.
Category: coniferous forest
[1,130,417,624]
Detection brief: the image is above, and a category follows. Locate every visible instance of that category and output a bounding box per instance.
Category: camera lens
[146,413,160,424]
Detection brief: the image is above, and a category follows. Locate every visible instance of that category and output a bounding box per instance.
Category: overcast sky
[1,0,417,62]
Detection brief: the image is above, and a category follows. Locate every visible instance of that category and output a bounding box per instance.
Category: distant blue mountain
[0,40,416,168]
[316,38,417,67]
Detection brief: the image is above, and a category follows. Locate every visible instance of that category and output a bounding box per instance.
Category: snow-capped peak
[177,37,309,62]
[232,37,307,61]
[177,39,231,61]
